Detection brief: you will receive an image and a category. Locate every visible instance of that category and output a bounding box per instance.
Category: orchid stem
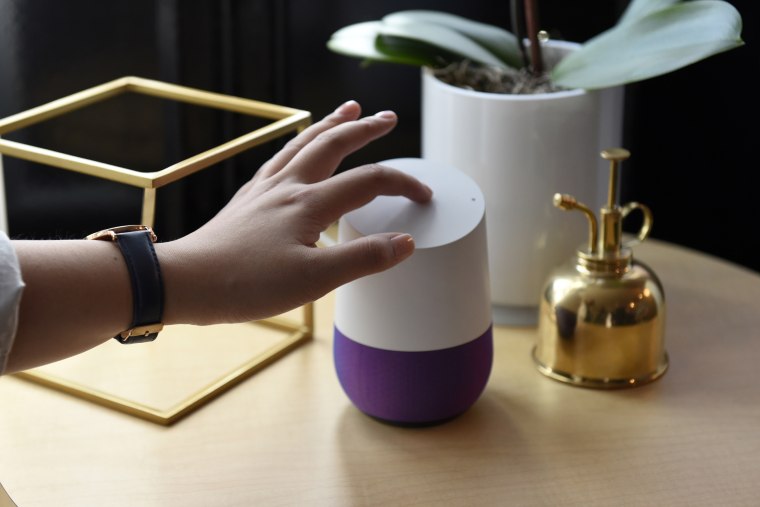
[524,0,543,75]
[511,0,528,69]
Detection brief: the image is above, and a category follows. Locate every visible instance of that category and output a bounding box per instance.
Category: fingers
[311,233,416,292]
[302,163,433,224]
[255,100,362,181]
[277,111,399,184]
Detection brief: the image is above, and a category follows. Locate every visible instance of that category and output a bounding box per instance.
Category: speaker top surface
[343,158,485,249]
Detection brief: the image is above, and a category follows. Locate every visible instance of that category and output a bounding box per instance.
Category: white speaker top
[335,158,492,352]
[343,158,485,249]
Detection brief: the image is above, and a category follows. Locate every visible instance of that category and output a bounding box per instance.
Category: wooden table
[1,240,759,506]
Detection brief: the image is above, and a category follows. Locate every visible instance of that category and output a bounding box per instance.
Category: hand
[157,100,433,325]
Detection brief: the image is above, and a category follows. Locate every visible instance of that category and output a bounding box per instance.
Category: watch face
[86,225,157,242]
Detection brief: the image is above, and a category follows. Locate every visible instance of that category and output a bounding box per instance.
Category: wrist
[154,240,214,326]
[87,226,165,343]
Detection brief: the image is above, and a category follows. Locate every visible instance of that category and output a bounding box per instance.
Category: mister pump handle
[600,148,630,209]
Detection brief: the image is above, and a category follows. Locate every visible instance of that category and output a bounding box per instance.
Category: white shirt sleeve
[0,231,24,375]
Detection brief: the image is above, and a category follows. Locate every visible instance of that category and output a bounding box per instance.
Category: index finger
[255,100,362,181]
[304,164,433,225]
[276,111,399,185]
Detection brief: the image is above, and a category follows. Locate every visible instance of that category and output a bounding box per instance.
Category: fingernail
[391,233,414,258]
[423,184,433,197]
[336,100,358,116]
[374,110,396,120]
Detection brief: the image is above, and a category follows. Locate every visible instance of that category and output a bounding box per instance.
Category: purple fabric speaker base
[334,325,493,425]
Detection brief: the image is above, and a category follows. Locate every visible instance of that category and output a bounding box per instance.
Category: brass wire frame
[0,75,312,226]
[14,316,314,426]
[0,76,314,425]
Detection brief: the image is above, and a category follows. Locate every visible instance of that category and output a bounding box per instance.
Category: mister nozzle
[553,193,598,254]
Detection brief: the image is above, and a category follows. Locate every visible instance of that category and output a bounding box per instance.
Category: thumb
[317,233,415,289]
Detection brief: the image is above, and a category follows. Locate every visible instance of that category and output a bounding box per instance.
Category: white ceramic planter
[421,41,624,325]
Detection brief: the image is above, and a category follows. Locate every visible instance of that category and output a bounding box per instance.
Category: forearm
[7,239,133,373]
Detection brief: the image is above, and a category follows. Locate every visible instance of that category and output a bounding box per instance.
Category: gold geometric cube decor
[0,75,312,227]
[0,77,314,425]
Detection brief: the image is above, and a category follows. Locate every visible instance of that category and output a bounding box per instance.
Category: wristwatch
[86,225,164,344]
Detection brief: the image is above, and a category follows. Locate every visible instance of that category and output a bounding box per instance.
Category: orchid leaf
[327,22,439,67]
[375,35,462,69]
[618,0,680,25]
[383,10,522,69]
[552,1,744,90]
[376,21,510,69]
[327,19,509,69]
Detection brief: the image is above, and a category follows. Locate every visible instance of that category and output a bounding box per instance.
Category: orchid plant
[327,0,744,92]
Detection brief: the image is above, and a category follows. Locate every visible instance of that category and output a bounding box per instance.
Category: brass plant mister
[533,148,668,388]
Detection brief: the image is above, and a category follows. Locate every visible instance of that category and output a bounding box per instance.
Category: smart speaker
[334,157,492,425]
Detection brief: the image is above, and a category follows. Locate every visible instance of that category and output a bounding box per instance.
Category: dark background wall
[0,0,757,271]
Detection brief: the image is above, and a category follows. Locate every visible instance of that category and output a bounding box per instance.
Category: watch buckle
[119,323,164,341]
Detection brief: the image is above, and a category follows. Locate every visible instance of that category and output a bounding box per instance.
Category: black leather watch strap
[87,225,164,343]
[114,230,164,343]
